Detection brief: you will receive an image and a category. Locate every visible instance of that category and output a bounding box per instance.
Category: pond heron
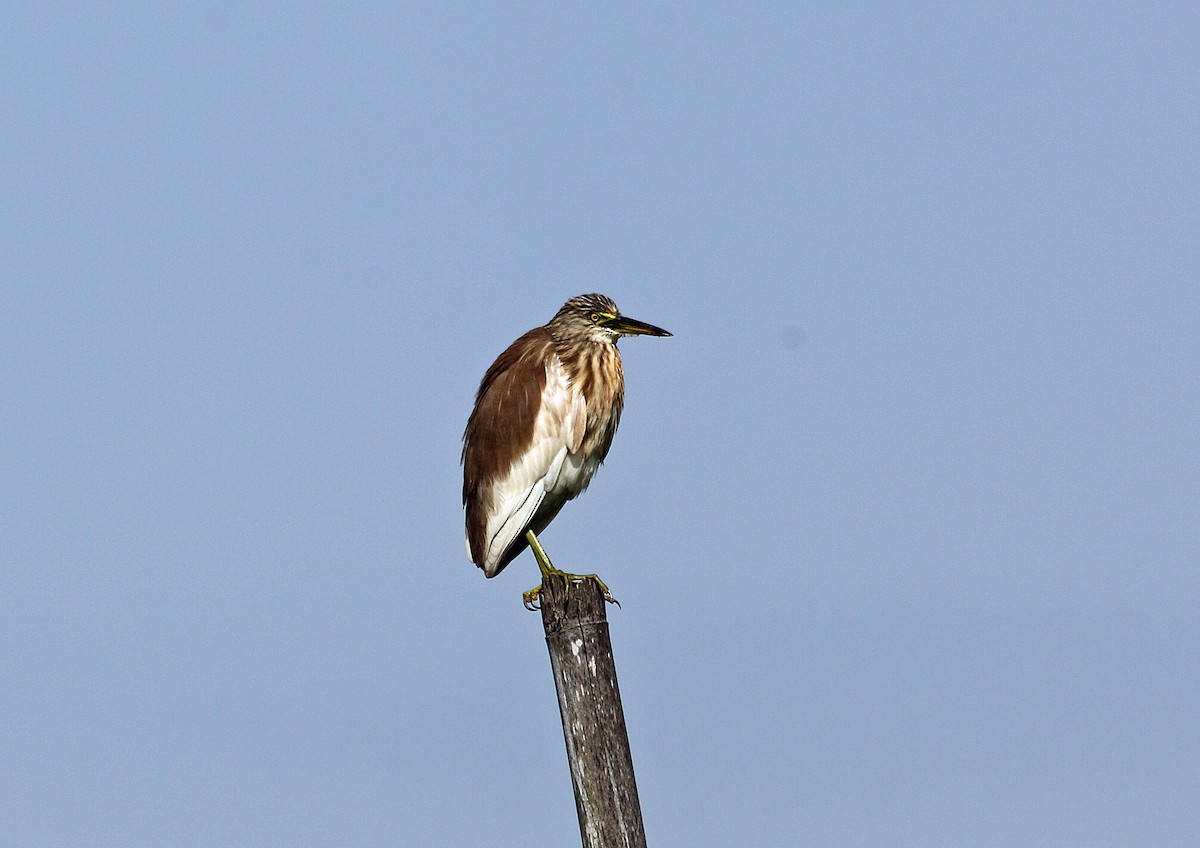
[462,293,671,608]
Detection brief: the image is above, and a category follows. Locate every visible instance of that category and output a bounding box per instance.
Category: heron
[462,293,672,609]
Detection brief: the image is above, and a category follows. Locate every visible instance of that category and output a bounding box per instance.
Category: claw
[576,573,620,607]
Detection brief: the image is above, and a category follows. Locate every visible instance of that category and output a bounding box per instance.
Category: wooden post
[539,575,647,848]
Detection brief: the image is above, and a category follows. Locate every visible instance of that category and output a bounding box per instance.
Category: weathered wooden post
[538,575,647,848]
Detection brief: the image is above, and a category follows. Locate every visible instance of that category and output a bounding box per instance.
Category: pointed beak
[606,315,672,338]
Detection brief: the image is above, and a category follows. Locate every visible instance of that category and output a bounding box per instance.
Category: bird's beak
[606,315,672,338]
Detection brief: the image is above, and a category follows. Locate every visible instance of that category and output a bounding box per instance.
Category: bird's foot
[522,571,620,611]
[521,529,619,610]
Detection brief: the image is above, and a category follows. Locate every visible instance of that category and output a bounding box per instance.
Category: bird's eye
[589,312,602,323]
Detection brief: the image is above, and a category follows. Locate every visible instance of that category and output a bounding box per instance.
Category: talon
[522,586,543,611]
[578,573,619,607]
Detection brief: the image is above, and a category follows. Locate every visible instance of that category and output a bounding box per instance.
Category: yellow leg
[521,530,619,610]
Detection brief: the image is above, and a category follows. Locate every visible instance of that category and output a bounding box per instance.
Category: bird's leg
[521,530,619,611]
[526,529,560,578]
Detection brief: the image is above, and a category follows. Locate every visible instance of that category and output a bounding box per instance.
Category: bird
[462,293,671,608]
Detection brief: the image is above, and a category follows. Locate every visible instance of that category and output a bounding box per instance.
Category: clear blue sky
[3,3,1197,846]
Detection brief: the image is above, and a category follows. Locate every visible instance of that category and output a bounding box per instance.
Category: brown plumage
[462,294,671,578]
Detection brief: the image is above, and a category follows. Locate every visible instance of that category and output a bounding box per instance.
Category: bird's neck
[555,338,623,400]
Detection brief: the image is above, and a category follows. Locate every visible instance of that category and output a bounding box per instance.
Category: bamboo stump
[539,575,647,848]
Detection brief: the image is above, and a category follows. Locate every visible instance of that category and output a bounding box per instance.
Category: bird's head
[549,293,672,345]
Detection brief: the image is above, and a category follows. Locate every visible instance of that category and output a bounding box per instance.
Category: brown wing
[462,327,554,571]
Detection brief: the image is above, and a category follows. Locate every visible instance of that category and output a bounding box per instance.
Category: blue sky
[3,3,1198,846]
